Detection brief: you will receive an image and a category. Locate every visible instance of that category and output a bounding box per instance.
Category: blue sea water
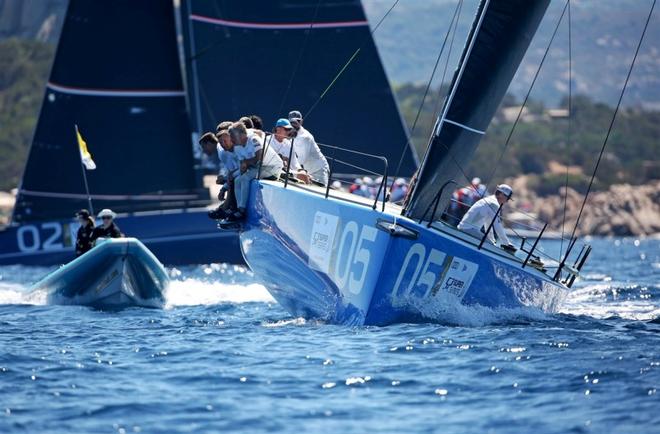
[1,238,659,434]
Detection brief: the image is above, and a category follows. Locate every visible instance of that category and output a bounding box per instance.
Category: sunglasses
[101,216,112,220]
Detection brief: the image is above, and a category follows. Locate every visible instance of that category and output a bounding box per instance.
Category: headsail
[180,0,417,176]
[13,0,203,224]
[405,0,551,220]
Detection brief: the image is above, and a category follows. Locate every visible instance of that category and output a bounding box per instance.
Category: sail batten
[406,0,551,220]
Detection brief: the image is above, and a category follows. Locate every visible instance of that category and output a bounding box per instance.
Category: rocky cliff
[509,177,660,237]
[0,0,66,42]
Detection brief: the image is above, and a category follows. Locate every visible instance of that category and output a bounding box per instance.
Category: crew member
[446,177,485,226]
[74,209,95,257]
[457,184,514,248]
[269,118,309,183]
[91,209,124,244]
[288,110,330,186]
[226,122,283,221]
[249,115,264,131]
[200,131,238,220]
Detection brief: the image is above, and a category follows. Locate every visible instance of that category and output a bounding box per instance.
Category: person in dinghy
[457,184,516,251]
[74,209,95,257]
[90,209,124,244]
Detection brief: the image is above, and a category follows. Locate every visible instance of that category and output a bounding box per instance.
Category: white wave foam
[262,317,308,328]
[0,276,274,309]
[164,278,274,308]
[395,290,549,327]
[0,283,47,305]
[561,284,660,321]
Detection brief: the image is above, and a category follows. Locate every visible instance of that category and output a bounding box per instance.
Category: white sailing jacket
[457,195,511,246]
[292,126,329,183]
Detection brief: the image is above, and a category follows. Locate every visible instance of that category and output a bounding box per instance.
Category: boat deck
[261,179,560,281]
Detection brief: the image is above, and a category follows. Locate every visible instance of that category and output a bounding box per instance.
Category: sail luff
[405,0,551,220]
[412,0,490,201]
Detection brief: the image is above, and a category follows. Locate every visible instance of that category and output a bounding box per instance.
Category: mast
[405,0,551,220]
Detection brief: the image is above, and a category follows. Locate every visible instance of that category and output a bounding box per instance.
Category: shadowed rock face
[509,176,660,236]
[0,0,66,42]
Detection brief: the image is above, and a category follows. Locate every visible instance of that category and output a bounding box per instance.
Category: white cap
[471,177,481,185]
[496,184,513,199]
[331,180,342,190]
[362,176,374,185]
[97,208,117,219]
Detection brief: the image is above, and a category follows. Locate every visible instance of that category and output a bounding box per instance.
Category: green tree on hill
[0,38,53,191]
[394,83,660,195]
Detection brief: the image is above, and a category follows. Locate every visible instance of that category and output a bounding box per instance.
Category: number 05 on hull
[240,181,567,326]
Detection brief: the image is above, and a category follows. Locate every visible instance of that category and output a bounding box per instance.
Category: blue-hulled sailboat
[239,0,591,326]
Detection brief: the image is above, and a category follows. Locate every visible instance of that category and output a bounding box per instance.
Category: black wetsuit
[75,219,95,257]
[90,222,124,243]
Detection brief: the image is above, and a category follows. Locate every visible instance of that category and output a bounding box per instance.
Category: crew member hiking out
[226,122,283,222]
[457,184,515,249]
[74,209,95,257]
[288,110,330,186]
[90,209,124,244]
[200,130,238,220]
[269,118,309,183]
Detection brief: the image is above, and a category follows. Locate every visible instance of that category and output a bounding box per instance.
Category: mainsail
[180,0,417,176]
[13,0,204,224]
[405,0,551,220]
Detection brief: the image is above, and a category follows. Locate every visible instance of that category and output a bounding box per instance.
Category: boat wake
[0,264,274,308]
[164,279,274,308]
[0,282,48,305]
[394,290,550,327]
[561,283,660,321]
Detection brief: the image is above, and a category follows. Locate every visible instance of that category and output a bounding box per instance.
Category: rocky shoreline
[508,178,660,237]
[2,182,659,236]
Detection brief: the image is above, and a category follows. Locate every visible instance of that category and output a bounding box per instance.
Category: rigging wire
[566,0,656,244]
[278,0,323,114]
[304,0,400,119]
[483,0,571,192]
[388,0,463,189]
[431,0,463,133]
[426,0,571,208]
[560,0,572,258]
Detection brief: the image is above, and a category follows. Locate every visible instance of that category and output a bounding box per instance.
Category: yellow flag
[76,126,96,170]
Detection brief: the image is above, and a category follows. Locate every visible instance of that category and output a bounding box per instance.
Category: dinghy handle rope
[389,0,463,187]
[558,0,656,278]
[304,0,400,119]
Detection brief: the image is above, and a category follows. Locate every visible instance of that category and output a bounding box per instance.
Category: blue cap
[275,118,293,129]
